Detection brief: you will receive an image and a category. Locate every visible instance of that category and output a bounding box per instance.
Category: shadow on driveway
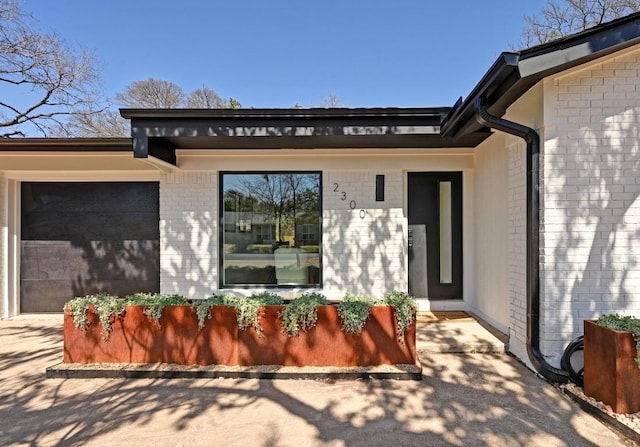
[0,317,630,446]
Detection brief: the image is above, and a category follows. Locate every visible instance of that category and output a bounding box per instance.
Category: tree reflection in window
[221,172,321,286]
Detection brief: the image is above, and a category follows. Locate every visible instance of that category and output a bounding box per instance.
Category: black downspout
[474,98,569,383]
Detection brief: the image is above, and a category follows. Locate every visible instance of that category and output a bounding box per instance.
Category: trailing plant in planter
[126,293,190,327]
[384,290,417,343]
[64,289,417,341]
[281,292,328,336]
[64,293,125,339]
[194,294,227,329]
[224,292,284,336]
[64,295,98,331]
[597,313,640,366]
[93,294,128,339]
[337,294,382,334]
[64,293,126,340]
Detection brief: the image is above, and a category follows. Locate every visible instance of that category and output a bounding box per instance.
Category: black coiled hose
[561,335,584,386]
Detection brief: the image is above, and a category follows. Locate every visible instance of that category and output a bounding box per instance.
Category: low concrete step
[415,312,507,354]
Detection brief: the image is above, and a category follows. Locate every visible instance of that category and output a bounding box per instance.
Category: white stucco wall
[540,47,640,362]
[470,134,510,333]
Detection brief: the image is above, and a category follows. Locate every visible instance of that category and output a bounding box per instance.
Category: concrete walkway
[0,315,634,446]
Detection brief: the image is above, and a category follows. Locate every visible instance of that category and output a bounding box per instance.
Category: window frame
[218,171,322,289]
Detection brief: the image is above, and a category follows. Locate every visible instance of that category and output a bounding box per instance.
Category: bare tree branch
[0,0,104,137]
[53,109,129,138]
[187,85,241,109]
[67,79,243,137]
[519,0,640,47]
[115,78,185,108]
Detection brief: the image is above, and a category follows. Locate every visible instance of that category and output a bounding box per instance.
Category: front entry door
[408,172,462,299]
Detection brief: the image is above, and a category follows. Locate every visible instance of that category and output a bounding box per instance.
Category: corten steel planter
[584,320,640,413]
[64,305,239,365]
[238,305,416,367]
[64,305,416,367]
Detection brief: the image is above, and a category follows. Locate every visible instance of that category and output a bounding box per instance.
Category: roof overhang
[0,138,132,152]
[0,138,167,173]
[120,107,491,166]
[441,12,640,140]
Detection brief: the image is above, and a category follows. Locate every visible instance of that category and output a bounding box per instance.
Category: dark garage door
[20,182,160,313]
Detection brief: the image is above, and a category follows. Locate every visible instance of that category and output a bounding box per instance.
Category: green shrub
[246,244,274,254]
[280,292,328,337]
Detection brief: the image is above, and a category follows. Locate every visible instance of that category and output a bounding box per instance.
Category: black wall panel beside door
[20,182,160,313]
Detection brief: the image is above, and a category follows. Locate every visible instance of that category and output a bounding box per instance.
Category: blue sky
[25,1,547,109]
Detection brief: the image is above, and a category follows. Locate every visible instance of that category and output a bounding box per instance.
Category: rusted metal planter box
[64,305,239,365]
[64,305,416,367]
[584,320,640,413]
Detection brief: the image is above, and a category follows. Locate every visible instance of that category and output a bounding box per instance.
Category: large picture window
[221,172,321,287]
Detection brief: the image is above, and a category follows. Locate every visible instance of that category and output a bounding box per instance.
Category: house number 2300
[333,182,366,219]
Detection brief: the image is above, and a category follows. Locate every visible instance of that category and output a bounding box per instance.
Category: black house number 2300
[333,182,365,219]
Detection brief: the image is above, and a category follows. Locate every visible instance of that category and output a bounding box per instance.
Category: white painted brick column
[508,141,528,361]
[159,172,217,299]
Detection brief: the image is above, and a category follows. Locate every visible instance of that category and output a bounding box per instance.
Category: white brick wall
[158,168,407,300]
[159,172,218,298]
[322,170,406,298]
[508,140,528,358]
[0,175,7,317]
[541,49,640,359]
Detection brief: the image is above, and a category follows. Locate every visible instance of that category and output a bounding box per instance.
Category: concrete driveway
[0,316,634,447]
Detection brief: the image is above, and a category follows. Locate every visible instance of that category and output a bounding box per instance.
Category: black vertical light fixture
[376,174,385,201]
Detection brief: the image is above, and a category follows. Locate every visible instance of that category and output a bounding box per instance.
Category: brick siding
[540,49,640,359]
[158,169,407,300]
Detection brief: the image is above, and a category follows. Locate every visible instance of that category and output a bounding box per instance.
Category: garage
[20,182,160,313]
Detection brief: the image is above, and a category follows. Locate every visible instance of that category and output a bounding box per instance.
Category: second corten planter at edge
[63,305,417,367]
[584,319,640,413]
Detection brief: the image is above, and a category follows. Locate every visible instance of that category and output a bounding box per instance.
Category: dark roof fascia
[151,133,489,150]
[518,10,640,66]
[441,12,640,140]
[120,107,452,120]
[0,138,133,152]
[123,107,480,160]
[440,53,520,139]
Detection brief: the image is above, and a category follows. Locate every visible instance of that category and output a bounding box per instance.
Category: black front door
[408,172,462,299]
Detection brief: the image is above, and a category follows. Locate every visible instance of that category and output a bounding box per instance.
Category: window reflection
[439,180,452,284]
[221,173,321,286]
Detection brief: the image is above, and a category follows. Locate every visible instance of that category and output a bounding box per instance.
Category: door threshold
[414,298,467,312]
